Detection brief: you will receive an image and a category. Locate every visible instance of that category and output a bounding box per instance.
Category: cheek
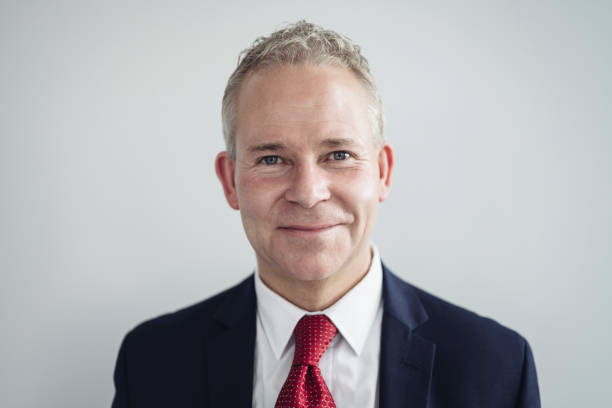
[338,172,380,234]
[337,169,380,208]
[236,174,281,216]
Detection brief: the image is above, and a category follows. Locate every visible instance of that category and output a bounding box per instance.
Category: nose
[284,162,331,208]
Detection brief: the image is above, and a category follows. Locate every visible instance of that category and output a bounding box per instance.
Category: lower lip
[278,225,338,237]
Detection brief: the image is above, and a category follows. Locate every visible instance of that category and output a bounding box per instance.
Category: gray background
[1,1,610,407]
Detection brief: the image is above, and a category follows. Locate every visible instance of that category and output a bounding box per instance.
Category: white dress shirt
[253,243,383,408]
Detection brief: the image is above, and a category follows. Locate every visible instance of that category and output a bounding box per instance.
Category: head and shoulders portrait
[111,21,540,408]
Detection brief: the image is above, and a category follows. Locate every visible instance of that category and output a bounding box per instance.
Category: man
[112,21,540,408]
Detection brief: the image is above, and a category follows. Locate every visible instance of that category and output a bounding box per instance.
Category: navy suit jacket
[112,264,541,407]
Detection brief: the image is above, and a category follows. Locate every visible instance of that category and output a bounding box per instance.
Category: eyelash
[258,151,352,165]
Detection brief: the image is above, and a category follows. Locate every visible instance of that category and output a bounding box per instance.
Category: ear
[215,151,240,210]
[377,143,394,202]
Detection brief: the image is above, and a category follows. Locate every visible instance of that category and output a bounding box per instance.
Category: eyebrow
[247,142,288,153]
[320,137,358,148]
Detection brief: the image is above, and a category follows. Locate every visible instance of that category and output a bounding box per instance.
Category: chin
[280,254,345,282]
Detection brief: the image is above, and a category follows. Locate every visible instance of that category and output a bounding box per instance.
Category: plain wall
[1,1,610,407]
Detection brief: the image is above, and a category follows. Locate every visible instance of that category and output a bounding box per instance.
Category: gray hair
[221,20,385,160]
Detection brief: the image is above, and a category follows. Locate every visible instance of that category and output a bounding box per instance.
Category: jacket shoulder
[384,266,529,371]
[123,274,254,347]
[391,275,540,406]
[112,275,256,407]
[412,283,526,345]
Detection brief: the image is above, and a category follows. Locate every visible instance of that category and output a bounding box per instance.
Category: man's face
[216,64,393,287]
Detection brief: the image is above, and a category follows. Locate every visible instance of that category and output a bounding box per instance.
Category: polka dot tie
[274,314,337,408]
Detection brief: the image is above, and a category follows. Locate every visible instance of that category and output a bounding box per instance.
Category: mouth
[277,224,340,236]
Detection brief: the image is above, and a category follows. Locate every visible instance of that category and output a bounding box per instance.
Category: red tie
[274,314,337,408]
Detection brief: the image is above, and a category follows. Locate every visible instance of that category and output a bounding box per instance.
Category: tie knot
[292,314,337,367]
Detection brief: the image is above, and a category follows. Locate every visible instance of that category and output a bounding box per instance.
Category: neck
[257,247,373,311]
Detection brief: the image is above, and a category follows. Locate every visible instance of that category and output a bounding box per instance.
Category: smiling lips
[278,224,340,235]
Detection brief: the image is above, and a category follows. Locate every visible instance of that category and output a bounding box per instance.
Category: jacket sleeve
[111,333,130,408]
[516,339,541,408]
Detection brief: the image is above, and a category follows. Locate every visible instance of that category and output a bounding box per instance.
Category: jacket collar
[206,275,257,408]
[381,263,429,330]
[379,263,436,408]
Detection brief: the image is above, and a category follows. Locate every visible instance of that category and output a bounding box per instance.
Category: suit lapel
[202,267,435,407]
[379,265,436,408]
[205,275,257,408]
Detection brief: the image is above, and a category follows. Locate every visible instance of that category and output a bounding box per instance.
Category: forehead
[234,64,373,153]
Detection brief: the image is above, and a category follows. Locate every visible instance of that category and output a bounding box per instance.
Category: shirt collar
[254,243,383,359]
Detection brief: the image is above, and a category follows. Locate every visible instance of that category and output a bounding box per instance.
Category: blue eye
[261,156,279,165]
[332,151,350,160]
